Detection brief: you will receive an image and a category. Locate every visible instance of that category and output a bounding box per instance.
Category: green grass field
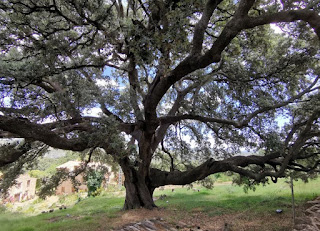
[155,178,320,215]
[1,178,319,231]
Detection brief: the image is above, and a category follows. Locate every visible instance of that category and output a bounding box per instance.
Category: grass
[0,195,125,231]
[1,178,320,231]
[155,179,320,213]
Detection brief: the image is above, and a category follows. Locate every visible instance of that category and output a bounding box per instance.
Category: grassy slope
[0,194,124,231]
[155,178,320,215]
[1,178,320,231]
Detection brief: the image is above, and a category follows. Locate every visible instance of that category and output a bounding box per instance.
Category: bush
[87,171,103,197]
[90,187,103,197]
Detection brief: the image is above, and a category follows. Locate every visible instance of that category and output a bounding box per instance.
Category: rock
[178,221,187,227]
[143,220,157,230]
[126,226,140,231]
[114,217,190,231]
[153,220,172,230]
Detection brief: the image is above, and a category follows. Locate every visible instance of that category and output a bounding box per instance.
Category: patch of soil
[115,208,174,227]
[97,207,295,231]
[293,196,320,231]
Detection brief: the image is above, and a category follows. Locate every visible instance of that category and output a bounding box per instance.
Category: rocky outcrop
[112,217,207,231]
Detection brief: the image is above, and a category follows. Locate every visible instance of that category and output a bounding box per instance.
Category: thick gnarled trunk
[123,177,156,210]
[120,157,156,210]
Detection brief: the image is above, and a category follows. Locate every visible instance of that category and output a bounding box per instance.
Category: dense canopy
[0,0,320,209]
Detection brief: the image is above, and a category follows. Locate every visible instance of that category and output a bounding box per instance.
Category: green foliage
[86,171,104,197]
[197,175,216,189]
[38,170,71,199]
[0,141,49,195]
[213,173,233,183]
[34,151,80,175]
[28,170,47,179]
[232,175,269,193]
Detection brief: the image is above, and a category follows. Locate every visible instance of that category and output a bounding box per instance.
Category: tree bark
[120,157,156,210]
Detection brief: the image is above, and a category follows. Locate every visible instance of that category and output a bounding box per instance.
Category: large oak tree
[1,0,320,209]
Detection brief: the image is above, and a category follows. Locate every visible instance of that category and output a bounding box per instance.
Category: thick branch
[191,0,223,55]
[128,56,144,121]
[159,114,239,127]
[150,152,281,187]
[242,9,320,38]
[0,116,89,151]
[152,80,205,150]
[0,149,27,167]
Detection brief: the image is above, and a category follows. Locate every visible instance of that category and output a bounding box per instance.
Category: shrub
[87,171,103,197]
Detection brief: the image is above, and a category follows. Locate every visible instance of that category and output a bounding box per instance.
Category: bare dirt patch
[97,206,297,231]
[294,196,320,231]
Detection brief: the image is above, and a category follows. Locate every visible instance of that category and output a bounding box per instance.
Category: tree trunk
[120,158,156,210]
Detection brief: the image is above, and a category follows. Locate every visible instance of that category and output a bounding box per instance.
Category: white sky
[270,23,283,34]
